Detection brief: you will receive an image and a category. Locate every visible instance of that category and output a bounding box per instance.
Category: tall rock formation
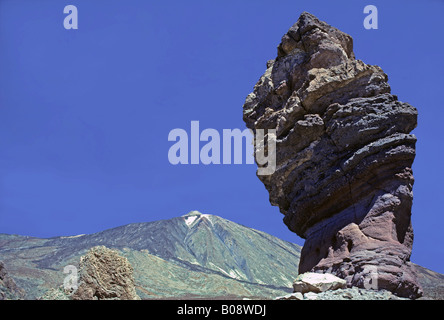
[72,246,140,300]
[243,12,422,298]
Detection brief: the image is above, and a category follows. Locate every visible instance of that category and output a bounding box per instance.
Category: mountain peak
[182,210,203,217]
[0,213,303,299]
[182,211,213,227]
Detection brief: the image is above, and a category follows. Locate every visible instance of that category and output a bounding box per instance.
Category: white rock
[303,292,319,300]
[275,292,304,300]
[293,272,347,294]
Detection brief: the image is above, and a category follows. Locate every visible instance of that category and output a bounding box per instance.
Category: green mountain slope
[0,211,301,299]
[1,211,442,299]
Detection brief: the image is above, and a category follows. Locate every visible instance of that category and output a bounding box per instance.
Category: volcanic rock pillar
[242,12,422,298]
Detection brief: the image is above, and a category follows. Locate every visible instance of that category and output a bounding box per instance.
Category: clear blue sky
[0,0,443,273]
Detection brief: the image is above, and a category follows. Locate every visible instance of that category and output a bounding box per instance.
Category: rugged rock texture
[293,272,346,294]
[72,246,140,300]
[243,12,422,298]
[0,261,25,300]
[38,286,72,300]
[277,287,408,300]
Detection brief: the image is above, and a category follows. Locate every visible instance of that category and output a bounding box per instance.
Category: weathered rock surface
[277,287,407,300]
[276,292,304,300]
[0,261,25,300]
[72,246,140,300]
[292,272,346,294]
[243,12,422,298]
[38,286,72,300]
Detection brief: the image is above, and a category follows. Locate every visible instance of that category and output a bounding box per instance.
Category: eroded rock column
[243,12,422,298]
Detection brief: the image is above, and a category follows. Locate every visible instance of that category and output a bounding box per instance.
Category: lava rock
[243,12,422,298]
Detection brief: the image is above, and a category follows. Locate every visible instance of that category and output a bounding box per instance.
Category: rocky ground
[277,272,408,300]
[278,287,408,300]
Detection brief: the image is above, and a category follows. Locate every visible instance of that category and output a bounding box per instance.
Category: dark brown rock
[243,12,422,298]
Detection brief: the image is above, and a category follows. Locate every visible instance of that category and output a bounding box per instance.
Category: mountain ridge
[0,211,442,300]
[0,211,301,299]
